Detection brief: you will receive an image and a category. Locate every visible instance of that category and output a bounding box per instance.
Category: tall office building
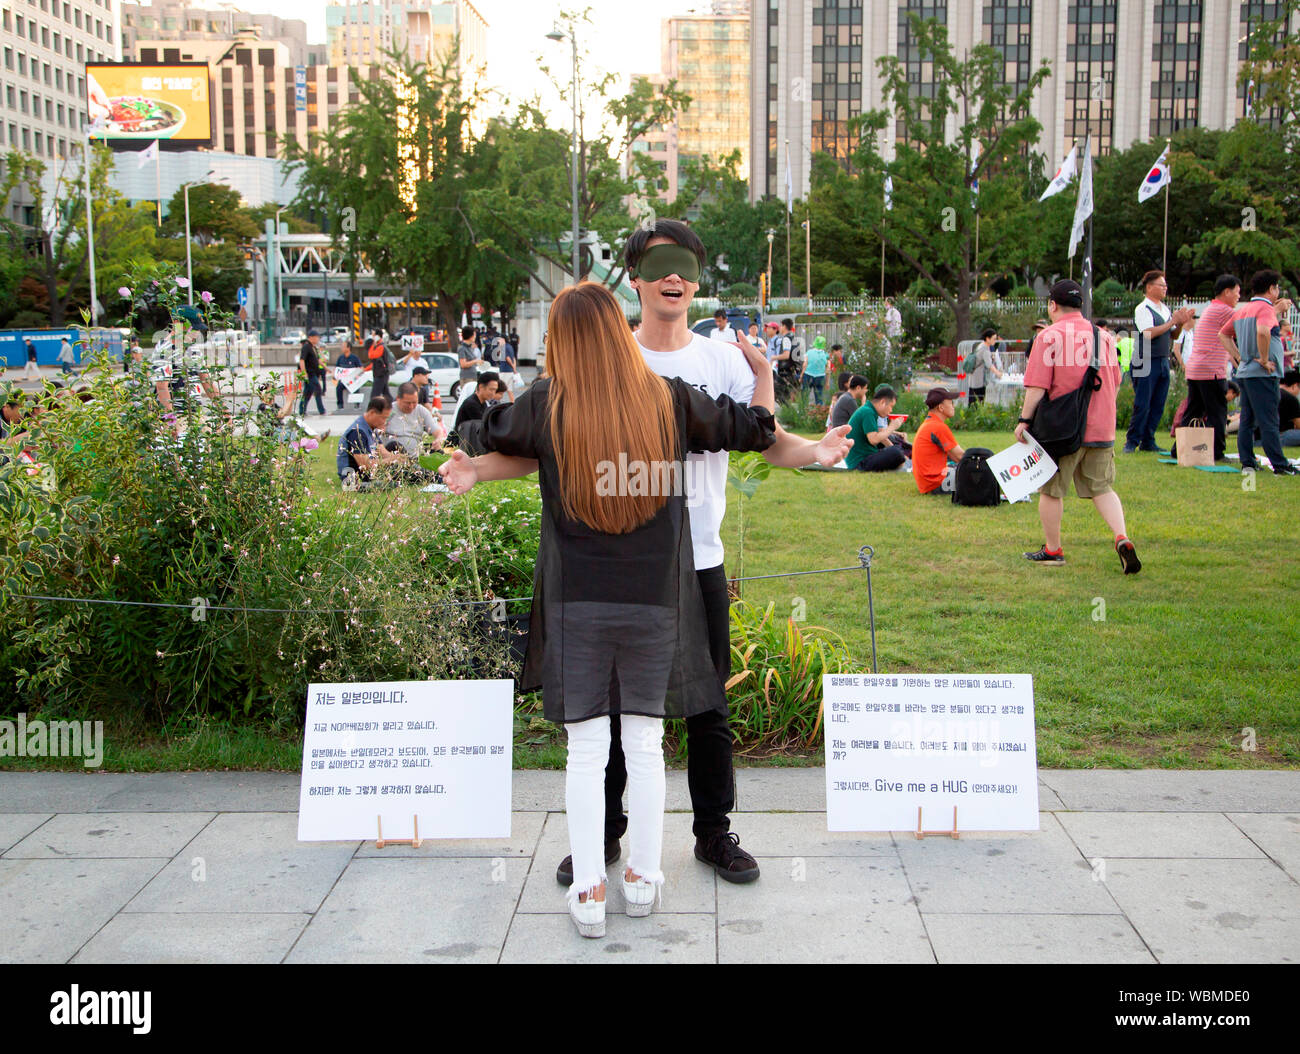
[325,0,486,74]
[119,3,321,67]
[752,0,1300,205]
[629,1,750,204]
[1,0,123,222]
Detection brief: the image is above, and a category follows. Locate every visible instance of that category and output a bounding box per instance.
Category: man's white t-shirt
[637,333,757,571]
[709,325,741,344]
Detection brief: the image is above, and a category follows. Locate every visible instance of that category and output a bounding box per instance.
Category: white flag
[1137,147,1170,204]
[1039,145,1078,201]
[883,174,893,211]
[1068,136,1093,260]
[138,140,158,169]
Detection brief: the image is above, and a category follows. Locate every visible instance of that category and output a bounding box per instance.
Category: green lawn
[10,430,1294,772]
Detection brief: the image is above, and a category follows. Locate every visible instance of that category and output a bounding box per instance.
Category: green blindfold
[631,243,702,283]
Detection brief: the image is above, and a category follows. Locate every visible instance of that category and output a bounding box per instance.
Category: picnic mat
[1158,458,1247,473]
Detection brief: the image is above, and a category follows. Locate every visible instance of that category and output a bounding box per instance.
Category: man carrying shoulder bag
[1015,280,1140,574]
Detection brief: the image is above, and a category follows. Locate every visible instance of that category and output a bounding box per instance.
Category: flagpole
[155,140,162,227]
[879,228,885,298]
[1161,139,1171,273]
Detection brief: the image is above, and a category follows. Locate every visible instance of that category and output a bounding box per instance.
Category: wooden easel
[375,814,422,849]
[915,806,960,840]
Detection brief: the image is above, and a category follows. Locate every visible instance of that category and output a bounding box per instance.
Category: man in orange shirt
[914,387,965,494]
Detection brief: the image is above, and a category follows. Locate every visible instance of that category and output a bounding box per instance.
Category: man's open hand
[815,425,853,467]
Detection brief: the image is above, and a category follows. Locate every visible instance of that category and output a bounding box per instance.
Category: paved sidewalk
[1,770,1296,964]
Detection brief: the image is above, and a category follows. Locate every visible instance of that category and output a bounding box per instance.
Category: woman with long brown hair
[441,282,777,938]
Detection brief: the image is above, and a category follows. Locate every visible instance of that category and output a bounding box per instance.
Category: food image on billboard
[86,63,212,147]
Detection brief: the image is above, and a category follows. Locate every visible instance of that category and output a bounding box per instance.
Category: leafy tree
[161,183,259,245]
[1238,0,1300,138]
[852,15,1053,343]
[0,145,156,325]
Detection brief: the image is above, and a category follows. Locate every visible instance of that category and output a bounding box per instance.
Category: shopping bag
[1175,419,1214,467]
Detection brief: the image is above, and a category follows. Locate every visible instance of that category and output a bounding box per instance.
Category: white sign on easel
[986,436,1058,504]
[298,679,513,842]
[824,674,1039,833]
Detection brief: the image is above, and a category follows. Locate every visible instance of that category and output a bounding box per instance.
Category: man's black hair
[366,395,389,413]
[782,318,794,329]
[1282,369,1300,387]
[1226,380,1240,395]
[872,384,897,402]
[1213,274,1241,297]
[476,371,500,388]
[713,308,728,319]
[980,327,998,342]
[461,325,476,340]
[847,374,868,390]
[1250,269,1282,295]
[831,343,843,351]
[624,219,706,274]
[396,381,417,397]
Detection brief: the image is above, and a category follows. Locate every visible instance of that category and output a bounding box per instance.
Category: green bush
[819,280,852,299]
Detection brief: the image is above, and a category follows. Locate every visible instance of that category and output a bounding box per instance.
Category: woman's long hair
[545,282,677,534]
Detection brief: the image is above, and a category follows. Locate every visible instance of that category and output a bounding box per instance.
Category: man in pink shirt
[1181,275,1241,461]
[1016,280,1140,573]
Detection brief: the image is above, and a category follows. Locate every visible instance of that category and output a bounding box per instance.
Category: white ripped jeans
[565,714,665,897]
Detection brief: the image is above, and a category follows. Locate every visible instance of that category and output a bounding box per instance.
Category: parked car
[325,327,350,344]
[280,328,307,345]
[690,308,762,341]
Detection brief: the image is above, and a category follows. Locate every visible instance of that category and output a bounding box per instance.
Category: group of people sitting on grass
[828,376,965,495]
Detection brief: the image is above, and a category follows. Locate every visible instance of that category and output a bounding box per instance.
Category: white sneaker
[622,874,661,918]
[567,886,606,938]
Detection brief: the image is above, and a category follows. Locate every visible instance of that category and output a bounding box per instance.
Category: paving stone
[924,913,1156,964]
[1041,771,1300,813]
[0,773,136,813]
[97,772,301,812]
[724,811,895,857]
[5,812,214,859]
[72,913,311,964]
[0,814,50,854]
[1225,813,1300,879]
[354,810,545,858]
[717,855,933,963]
[123,813,357,914]
[516,812,715,915]
[735,768,827,812]
[893,813,1118,914]
[501,912,715,963]
[511,769,694,813]
[1101,858,1300,963]
[1057,812,1266,859]
[286,858,526,963]
[0,858,167,963]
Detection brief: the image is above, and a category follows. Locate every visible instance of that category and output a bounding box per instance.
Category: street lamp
[546,23,580,285]
[181,169,215,307]
[274,204,289,330]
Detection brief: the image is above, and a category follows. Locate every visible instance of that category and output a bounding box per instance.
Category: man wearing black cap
[410,364,435,409]
[298,330,327,416]
[913,387,965,494]
[1017,280,1139,573]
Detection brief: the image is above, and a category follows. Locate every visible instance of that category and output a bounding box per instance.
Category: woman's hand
[815,425,852,467]
[439,449,479,494]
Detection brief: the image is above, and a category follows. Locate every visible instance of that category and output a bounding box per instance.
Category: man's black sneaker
[1023,546,1065,565]
[1138,444,1167,454]
[1115,537,1141,575]
[695,831,760,884]
[1122,444,1137,454]
[1273,464,1300,476]
[555,838,621,886]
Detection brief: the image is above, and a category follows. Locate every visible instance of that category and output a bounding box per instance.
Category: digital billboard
[85,63,212,148]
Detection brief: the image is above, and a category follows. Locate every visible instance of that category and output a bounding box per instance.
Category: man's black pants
[1184,378,1229,461]
[604,564,734,841]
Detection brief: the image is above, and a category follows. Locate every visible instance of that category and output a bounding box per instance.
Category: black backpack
[952,447,1000,506]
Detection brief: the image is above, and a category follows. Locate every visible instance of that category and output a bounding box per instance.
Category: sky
[274,0,673,134]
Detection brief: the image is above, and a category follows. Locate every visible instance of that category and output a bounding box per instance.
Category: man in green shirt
[846,384,908,471]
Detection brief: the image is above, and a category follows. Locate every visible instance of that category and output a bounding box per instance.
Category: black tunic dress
[480,376,776,725]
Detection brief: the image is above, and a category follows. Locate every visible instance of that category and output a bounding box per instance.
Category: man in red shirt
[913,387,964,494]
[1181,274,1241,461]
[1016,280,1139,573]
